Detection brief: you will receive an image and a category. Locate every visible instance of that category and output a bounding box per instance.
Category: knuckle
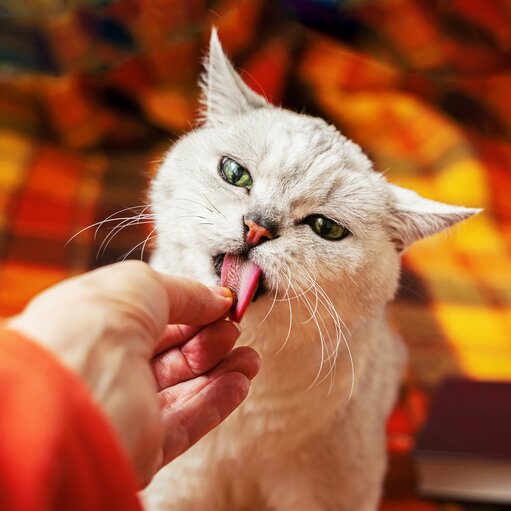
[110,260,153,284]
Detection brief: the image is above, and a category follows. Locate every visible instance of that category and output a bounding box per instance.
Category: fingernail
[231,321,241,333]
[213,286,234,302]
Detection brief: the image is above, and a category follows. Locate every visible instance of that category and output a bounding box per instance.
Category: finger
[153,272,234,326]
[158,346,260,408]
[152,320,241,390]
[153,324,201,355]
[159,372,250,466]
[158,347,260,465]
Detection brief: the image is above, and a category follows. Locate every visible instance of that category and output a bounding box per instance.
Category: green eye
[219,157,253,189]
[306,215,349,241]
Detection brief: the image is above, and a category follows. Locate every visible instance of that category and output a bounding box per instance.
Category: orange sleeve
[0,327,143,511]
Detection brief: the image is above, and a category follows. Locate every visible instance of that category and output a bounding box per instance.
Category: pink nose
[244,219,274,246]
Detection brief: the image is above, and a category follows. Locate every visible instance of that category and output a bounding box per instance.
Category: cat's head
[150,29,479,326]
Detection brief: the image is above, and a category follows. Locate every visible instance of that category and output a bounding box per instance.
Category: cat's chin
[212,252,267,302]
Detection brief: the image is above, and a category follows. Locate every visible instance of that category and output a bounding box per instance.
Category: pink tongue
[221,254,262,322]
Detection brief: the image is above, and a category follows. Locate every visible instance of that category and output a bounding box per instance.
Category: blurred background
[0,0,510,509]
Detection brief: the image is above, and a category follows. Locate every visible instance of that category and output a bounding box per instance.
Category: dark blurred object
[278,0,369,44]
[415,378,511,504]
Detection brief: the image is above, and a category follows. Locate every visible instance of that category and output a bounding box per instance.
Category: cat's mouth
[213,253,267,320]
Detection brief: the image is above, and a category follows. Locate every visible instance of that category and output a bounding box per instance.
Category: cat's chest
[239,308,356,388]
[204,357,352,466]
[228,328,354,438]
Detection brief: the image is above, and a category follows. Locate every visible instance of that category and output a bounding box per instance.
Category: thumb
[154,272,235,326]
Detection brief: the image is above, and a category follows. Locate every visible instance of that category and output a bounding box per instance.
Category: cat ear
[199,28,268,124]
[388,184,482,251]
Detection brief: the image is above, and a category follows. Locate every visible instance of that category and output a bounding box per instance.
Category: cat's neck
[239,297,390,398]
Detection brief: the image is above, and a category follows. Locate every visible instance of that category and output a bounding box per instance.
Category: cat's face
[150,30,478,326]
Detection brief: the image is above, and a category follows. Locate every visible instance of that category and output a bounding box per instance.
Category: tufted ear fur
[388,184,482,251]
[199,28,268,125]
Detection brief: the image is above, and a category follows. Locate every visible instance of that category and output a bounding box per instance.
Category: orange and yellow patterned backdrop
[1,1,510,509]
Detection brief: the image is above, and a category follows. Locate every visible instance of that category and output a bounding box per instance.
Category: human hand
[7,261,260,486]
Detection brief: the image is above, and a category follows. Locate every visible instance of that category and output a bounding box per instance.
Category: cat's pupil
[315,217,337,236]
[316,217,330,235]
[306,215,349,240]
[220,156,252,188]
[230,164,242,181]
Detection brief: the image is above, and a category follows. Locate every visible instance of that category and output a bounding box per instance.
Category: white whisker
[314,279,355,401]
[284,264,328,387]
[257,277,278,328]
[290,263,353,400]
[275,269,294,355]
[140,227,157,261]
[98,218,141,258]
[172,196,214,214]
[121,228,158,261]
[200,191,225,218]
[65,204,152,246]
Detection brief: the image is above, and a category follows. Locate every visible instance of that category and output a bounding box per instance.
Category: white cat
[143,29,478,511]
